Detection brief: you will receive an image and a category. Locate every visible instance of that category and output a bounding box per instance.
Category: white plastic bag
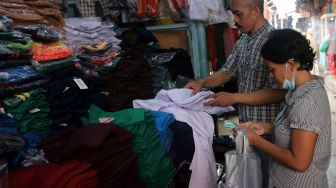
[224,129,262,188]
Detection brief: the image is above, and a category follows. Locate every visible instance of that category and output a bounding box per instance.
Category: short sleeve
[288,98,322,134]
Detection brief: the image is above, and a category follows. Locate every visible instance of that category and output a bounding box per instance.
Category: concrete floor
[325,73,336,188]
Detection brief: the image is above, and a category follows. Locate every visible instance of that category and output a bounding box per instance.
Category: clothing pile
[81,105,176,188]
[0,20,47,96]
[9,160,99,188]
[147,49,195,94]
[1,89,52,167]
[40,124,145,188]
[99,50,154,112]
[0,113,25,160]
[2,89,52,137]
[31,41,76,73]
[133,88,235,188]
[42,66,108,128]
[0,0,64,30]
[77,41,122,74]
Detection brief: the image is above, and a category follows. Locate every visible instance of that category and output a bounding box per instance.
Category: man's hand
[205,92,237,106]
[184,80,205,95]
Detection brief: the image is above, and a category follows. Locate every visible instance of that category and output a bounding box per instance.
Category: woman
[238,29,331,188]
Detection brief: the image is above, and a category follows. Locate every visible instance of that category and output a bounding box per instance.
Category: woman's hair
[261,29,316,71]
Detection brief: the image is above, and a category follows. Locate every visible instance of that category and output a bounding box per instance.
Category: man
[185,0,286,187]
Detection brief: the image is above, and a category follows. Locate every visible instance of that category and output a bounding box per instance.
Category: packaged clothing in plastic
[32,42,74,62]
[189,0,233,24]
[224,129,262,188]
[0,16,13,31]
[14,25,62,43]
[0,65,39,84]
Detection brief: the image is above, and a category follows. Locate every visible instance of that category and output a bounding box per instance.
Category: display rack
[65,0,210,79]
[145,22,209,79]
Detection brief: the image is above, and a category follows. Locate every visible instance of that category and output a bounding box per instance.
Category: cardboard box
[152,30,188,50]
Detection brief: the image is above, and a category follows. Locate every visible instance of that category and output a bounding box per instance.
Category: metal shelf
[146,23,189,31]
[146,22,209,79]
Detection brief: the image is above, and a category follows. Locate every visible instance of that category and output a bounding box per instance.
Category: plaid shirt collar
[247,21,271,41]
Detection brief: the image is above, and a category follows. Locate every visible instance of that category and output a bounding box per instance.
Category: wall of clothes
[0,0,238,188]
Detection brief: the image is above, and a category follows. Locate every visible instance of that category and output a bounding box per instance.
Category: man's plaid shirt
[221,21,281,123]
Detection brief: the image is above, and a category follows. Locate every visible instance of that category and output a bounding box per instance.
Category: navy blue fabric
[0,65,39,84]
[0,114,19,135]
[12,132,42,167]
[43,66,108,128]
[170,121,195,162]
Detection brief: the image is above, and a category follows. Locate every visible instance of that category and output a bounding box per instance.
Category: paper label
[29,108,41,113]
[73,78,88,90]
[99,117,114,123]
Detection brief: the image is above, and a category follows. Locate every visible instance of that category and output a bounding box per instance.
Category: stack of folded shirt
[64,17,121,50]
[77,40,121,73]
[9,160,98,188]
[41,124,145,188]
[0,65,46,96]
[0,0,64,30]
[2,89,52,137]
[42,66,108,128]
[31,41,79,73]
[0,26,47,96]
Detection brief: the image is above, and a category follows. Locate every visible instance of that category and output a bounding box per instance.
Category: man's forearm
[234,88,286,105]
[202,71,233,88]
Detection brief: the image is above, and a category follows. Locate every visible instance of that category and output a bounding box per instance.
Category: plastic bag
[14,25,62,43]
[224,129,262,188]
[0,16,12,31]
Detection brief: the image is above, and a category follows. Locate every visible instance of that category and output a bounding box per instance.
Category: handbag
[224,129,262,188]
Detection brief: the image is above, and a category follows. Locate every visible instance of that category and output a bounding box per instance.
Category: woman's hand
[233,122,273,145]
[237,121,273,135]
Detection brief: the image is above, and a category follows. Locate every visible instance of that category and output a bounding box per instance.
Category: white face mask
[282,63,296,90]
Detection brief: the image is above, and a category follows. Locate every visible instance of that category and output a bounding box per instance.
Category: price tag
[29,108,41,113]
[99,117,114,123]
[73,78,88,90]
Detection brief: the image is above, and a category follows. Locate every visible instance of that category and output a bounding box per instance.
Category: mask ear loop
[285,63,288,79]
[292,65,296,82]
[287,58,296,81]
